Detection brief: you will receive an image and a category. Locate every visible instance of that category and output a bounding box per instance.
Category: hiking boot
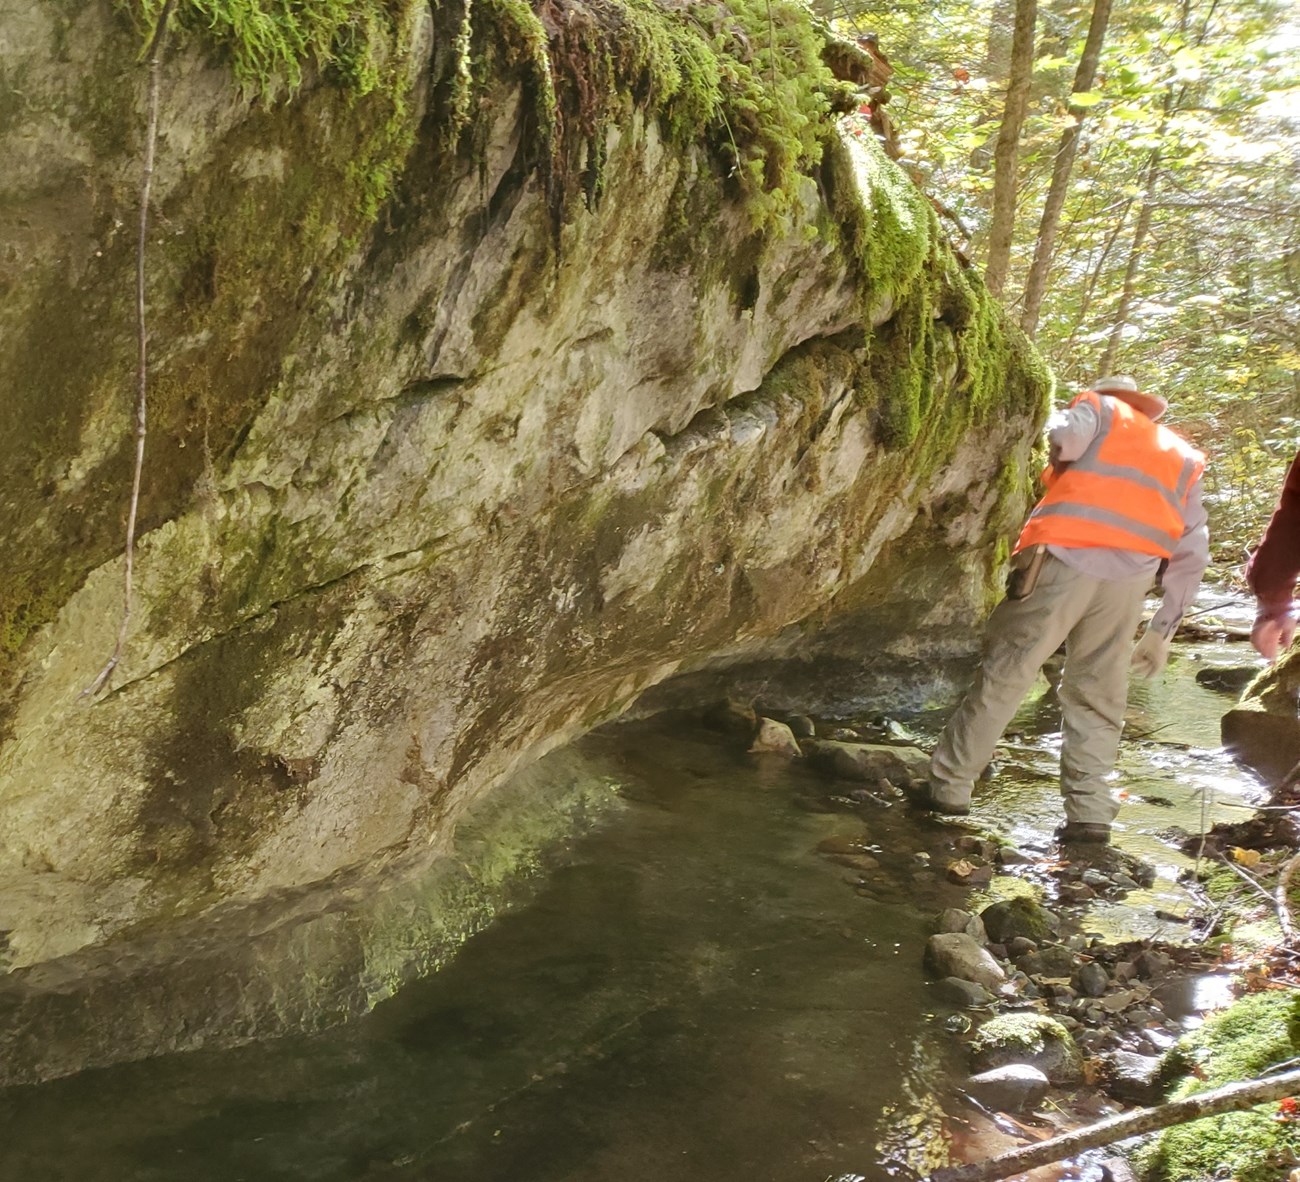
[1055,822,1111,845]
[906,782,971,817]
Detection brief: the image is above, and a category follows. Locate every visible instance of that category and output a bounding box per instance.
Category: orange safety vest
[1014,391,1205,558]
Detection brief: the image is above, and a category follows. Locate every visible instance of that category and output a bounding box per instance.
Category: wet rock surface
[1101,1049,1166,1106]
[926,934,1008,992]
[801,739,930,785]
[748,718,802,757]
[966,1064,1050,1113]
[1194,663,1259,694]
[969,1012,1084,1084]
[979,897,1058,944]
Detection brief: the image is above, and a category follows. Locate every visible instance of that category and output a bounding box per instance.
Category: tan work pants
[928,554,1149,825]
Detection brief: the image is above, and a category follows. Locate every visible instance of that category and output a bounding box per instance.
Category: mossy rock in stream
[979,897,1058,944]
[1222,644,1300,783]
[970,1013,1082,1085]
[1140,992,1300,1182]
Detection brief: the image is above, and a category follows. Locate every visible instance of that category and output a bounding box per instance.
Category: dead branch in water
[1176,618,1252,641]
[923,1066,1300,1182]
[82,0,176,698]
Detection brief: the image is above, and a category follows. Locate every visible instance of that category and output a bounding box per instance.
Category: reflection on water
[0,726,972,1182]
[0,606,1265,1181]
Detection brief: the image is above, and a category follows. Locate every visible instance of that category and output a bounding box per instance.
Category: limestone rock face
[0,2,1046,1079]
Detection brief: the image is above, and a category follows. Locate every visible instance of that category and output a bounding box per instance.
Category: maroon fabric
[1246,450,1300,617]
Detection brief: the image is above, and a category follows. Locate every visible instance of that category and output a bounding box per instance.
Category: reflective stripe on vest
[1014,392,1205,559]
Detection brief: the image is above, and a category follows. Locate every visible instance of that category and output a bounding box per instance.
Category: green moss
[0,5,427,692]
[654,165,726,274]
[465,0,841,230]
[0,567,85,671]
[977,1009,1076,1055]
[821,130,1049,478]
[24,0,1048,699]
[125,0,411,97]
[1201,862,1250,904]
[473,0,558,150]
[980,896,1055,942]
[1142,992,1300,1182]
[124,0,422,225]
[868,285,936,449]
[971,1012,1075,1057]
[831,131,935,311]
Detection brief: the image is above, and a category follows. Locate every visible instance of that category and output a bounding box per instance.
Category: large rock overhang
[0,0,1049,1081]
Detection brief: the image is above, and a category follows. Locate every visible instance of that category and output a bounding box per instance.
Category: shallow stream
[0,597,1270,1182]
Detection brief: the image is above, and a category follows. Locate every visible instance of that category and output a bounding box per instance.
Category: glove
[1131,628,1172,679]
[1252,610,1298,662]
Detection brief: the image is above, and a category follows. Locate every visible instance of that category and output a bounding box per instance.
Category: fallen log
[923,1066,1300,1182]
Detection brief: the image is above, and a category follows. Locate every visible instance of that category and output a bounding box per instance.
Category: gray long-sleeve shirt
[1044,400,1210,638]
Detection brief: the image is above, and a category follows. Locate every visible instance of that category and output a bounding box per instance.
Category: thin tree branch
[925,1067,1300,1182]
[1278,853,1300,946]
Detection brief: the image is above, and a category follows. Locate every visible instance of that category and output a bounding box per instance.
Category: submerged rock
[935,977,995,1008]
[802,740,930,785]
[749,718,802,756]
[1195,664,1259,694]
[947,859,994,886]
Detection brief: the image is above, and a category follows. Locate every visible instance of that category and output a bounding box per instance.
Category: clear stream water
[0,596,1270,1182]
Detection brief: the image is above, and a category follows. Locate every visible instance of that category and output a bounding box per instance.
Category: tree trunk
[925,1066,1300,1182]
[1097,145,1162,374]
[984,0,1038,297]
[970,0,1017,172]
[1018,0,1114,337]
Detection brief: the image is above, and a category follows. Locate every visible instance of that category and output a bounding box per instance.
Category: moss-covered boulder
[0,0,1047,1081]
[979,897,1058,945]
[970,1013,1083,1085]
[1222,646,1300,782]
[1141,992,1300,1182]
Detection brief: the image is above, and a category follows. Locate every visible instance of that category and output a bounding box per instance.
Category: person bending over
[919,375,1209,845]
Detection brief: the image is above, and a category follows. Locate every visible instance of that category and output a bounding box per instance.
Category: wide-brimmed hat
[1091,374,1168,421]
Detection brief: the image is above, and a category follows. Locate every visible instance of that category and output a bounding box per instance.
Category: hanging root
[82,0,176,699]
